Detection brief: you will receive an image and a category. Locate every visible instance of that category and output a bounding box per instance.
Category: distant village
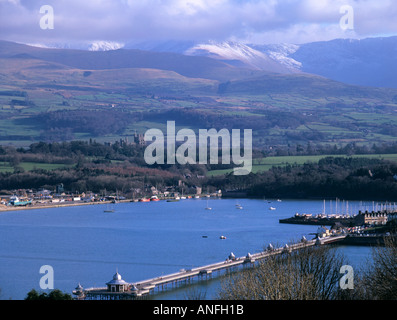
[0,182,222,208]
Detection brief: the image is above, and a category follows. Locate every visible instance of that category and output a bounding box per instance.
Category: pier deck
[79,235,347,300]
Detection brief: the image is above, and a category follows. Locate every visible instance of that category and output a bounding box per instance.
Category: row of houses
[0,185,100,206]
[354,210,397,226]
[1,182,213,206]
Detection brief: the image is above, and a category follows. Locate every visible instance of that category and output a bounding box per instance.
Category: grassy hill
[0,41,397,148]
[208,154,397,176]
[0,40,259,82]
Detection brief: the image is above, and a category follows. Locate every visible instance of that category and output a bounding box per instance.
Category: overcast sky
[1,0,397,46]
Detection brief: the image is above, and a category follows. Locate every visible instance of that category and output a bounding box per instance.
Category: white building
[106,272,130,293]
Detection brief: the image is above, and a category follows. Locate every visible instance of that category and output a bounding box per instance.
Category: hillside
[290,37,397,88]
[0,40,262,82]
[217,72,397,99]
[0,40,397,149]
[124,36,397,88]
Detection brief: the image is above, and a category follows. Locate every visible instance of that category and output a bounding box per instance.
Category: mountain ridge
[113,36,397,88]
[1,40,397,148]
[0,40,260,82]
[11,36,397,88]
[1,39,397,99]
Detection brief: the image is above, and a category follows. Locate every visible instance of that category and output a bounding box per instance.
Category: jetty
[73,234,347,300]
[280,210,397,227]
[279,213,356,226]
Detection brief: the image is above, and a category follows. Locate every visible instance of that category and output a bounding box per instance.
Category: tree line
[245,157,397,201]
[1,141,397,201]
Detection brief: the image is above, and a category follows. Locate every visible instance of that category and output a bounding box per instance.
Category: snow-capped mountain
[250,43,302,70]
[25,36,397,87]
[88,41,124,51]
[28,41,124,51]
[125,40,299,73]
[184,41,297,73]
[181,36,397,88]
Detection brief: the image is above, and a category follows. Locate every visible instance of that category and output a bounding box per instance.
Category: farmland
[207,154,397,176]
[0,161,72,173]
[0,41,397,149]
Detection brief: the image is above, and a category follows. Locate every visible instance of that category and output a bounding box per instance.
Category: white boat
[235,201,243,209]
[205,200,212,210]
[269,207,276,211]
[219,235,226,240]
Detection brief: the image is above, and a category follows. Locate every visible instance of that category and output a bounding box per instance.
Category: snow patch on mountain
[250,43,302,70]
[27,41,124,51]
[184,41,295,73]
[88,41,124,51]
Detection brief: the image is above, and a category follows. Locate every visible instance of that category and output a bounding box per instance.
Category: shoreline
[0,195,221,213]
[0,197,209,213]
[0,200,131,213]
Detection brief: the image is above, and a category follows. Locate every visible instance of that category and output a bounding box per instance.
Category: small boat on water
[269,207,276,211]
[150,196,160,202]
[236,204,243,209]
[139,198,150,202]
[104,204,115,213]
[205,200,212,210]
[219,235,226,240]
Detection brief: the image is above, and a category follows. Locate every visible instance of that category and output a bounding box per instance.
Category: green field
[0,161,73,173]
[1,47,397,149]
[207,154,397,176]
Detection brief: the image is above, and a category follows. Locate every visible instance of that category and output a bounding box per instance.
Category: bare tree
[183,287,207,300]
[360,235,397,300]
[217,244,347,300]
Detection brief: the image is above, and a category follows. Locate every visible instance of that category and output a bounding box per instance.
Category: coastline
[0,195,219,213]
[0,200,129,213]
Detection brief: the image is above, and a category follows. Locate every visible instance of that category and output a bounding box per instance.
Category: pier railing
[78,234,347,300]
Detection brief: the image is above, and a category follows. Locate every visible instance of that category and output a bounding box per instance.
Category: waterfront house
[317,226,330,238]
[354,211,388,226]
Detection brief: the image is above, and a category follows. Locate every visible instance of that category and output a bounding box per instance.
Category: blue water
[0,198,372,300]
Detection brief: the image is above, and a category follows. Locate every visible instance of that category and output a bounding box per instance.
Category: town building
[106,272,130,293]
[354,211,389,225]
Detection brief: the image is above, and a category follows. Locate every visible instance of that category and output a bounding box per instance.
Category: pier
[73,234,347,300]
[279,209,397,227]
